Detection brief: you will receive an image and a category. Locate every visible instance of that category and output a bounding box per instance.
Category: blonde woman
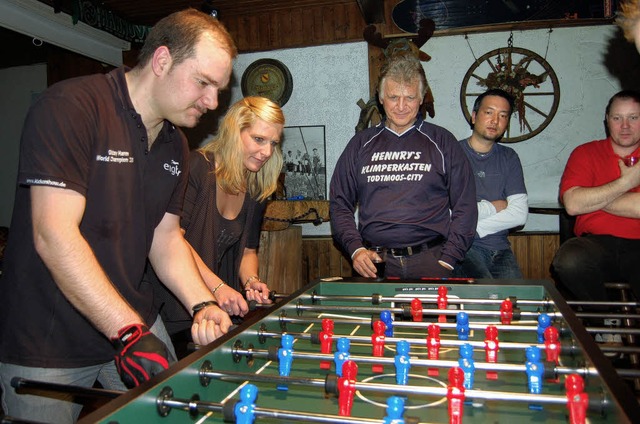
[154,96,284,355]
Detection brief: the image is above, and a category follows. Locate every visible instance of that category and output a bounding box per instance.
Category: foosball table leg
[604,282,640,392]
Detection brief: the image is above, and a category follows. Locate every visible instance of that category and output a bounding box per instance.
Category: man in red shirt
[552,90,640,301]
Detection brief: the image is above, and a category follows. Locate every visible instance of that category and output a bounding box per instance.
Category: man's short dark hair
[136,8,237,69]
[605,89,640,115]
[472,88,515,115]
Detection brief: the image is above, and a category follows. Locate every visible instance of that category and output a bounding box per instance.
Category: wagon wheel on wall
[459,47,560,143]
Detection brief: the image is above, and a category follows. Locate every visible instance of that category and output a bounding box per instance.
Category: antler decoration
[411,18,435,62]
[363,24,389,50]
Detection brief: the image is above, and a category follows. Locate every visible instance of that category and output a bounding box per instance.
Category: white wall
[0,64,47,227]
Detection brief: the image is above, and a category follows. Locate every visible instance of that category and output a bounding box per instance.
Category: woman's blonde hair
[200,96,285,202]
[617,0,640,42]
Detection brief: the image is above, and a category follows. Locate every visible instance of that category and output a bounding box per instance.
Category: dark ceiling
[37,0,358,27]
[0,0,615,70]
[36,0,613,30]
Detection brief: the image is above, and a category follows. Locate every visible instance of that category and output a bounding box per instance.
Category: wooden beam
[356,0,385,24]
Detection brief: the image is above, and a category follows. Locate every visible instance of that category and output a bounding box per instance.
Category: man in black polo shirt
[0,10,234,423]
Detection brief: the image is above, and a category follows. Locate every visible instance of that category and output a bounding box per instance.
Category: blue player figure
[458,343,475,389]
[525,346,545,394]
[456,312,470,341]
[383,396,406,424]
[537,313,551,343]
[277,334,294,391]
[235,383,258,424]
[334,337,351,377]
[394,340,411,385]
[380,310,394,337]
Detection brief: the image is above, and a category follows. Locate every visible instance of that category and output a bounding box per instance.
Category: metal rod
[575,312,640,320]
[295,304,561,318]
[232,348,603,376]
[280,316,549,332]
[258,329,566,351]
[567,300,640,307]
[203,369,327,389]
[585,326,640,335]
[10,377,122,399]
[297,293,640,308]
[160,395,385,423]
[201,369,575,406]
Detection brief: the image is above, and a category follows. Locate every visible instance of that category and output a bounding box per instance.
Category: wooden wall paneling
[302,237,354,282]
[313,239,330,281]
[528,234,545,279]
[312,7,325,43]
[303,237,321,282]
[220,2,368,52]
[323,6,336,43]
[237,15,259,52]
[301,238,314,282]
[542,234,558,279]
[302,9,316,45]
[268,13,278,48]
[224,16,239,51]
[259,14,271,50]
[507,234,526,276]
[224,16,237,50]
[282,10,295,46]
[345,2,362,40]
[318,239,331,278]
[333,3,347,41]
[259,227,303,295]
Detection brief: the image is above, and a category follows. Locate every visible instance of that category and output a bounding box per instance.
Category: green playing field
[80,279,640,424]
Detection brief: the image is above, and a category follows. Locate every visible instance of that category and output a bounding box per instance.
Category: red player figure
[544,326,560,364]
[338,360,358,417]
[426,323,441,376]
[319,318,334,369]
[565,374,588,424]
[484,325,499,380]
[500,299,513,325]
[410,298,423,322]
[371,320,386,373]
[447,367,466,424]
[437,286,448,323]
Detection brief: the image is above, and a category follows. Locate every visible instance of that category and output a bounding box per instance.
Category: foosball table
[78,278,640,423]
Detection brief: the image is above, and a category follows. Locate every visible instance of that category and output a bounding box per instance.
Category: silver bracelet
[212,282,225,294]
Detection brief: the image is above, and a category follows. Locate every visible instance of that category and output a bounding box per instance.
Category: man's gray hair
[377,54,427,99]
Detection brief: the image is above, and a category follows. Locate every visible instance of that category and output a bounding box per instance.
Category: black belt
[367,236,445,257]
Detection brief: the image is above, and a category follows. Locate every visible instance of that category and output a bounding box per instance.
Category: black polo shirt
[0,67,188,367]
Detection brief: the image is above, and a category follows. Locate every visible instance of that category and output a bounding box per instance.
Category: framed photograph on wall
[281,125,326,200]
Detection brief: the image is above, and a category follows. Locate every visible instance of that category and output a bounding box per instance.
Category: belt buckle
[406,246,413,256]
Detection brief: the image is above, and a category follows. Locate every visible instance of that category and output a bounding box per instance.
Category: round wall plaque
[241,59,293,106]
